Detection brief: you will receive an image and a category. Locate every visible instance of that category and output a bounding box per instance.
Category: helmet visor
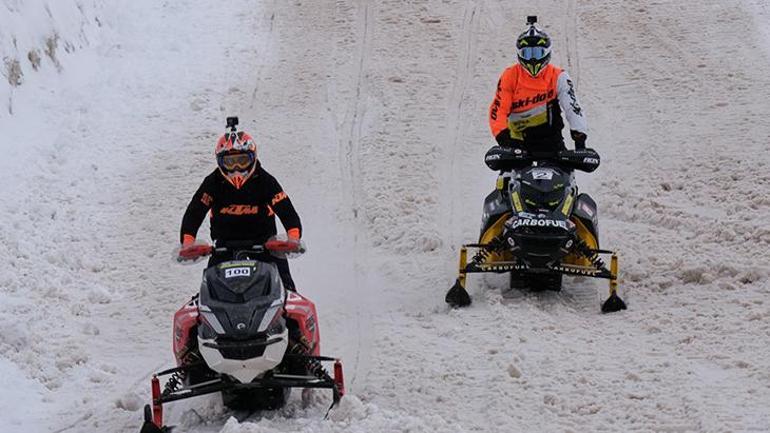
[220,152,254,172]
[518,46,548,61]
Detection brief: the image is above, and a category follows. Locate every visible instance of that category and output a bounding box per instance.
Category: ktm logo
[200,193,213,206]
[511,89,554,110]
[271,191,288,205]
[220,205,259,215]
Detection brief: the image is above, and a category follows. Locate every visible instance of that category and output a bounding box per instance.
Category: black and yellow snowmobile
[445,146,627,313]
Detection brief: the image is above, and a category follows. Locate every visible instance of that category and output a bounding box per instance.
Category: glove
[494,129,517,148]
[265,232,306,257]
[287,228,301,241]
[178,235,212,262]
[571,130,587,150]
[182,234,195,247]
[284,228,302,252]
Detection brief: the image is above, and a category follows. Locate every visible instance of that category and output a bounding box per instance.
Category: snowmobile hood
[199,260,284,339]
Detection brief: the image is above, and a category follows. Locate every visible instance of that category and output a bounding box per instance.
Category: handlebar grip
[178,244,213,261]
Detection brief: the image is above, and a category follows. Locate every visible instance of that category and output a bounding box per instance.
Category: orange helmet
[215,131,257,189]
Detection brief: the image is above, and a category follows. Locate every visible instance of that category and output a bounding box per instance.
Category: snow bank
[0,3,108,432]
[0,0,104,113]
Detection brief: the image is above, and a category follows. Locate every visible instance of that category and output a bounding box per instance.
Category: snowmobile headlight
[200,311,226,335]
[266,314,285,335]
[257,305,283,333]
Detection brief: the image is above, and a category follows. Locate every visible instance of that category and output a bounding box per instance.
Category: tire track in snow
[338,0,374,391]
[443,3,479,248]
[248,1,277,109]
[343,1,369,222]
[478,0,505,30]
[564,0,581,86]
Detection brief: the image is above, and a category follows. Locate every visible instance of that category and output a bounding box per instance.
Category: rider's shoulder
[205,168,222,184]
[497,65,521,87]
[254,162,271,179]
[501,64,521,77]
[253,163,283,187]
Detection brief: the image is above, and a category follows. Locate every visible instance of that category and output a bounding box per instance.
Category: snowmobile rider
[444,17,595,308]
[489,16,587,153]
[178,118,302,290]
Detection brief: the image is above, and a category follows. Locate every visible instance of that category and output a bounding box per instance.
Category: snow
[1,0,769,433]
[0,357,48,430]
[0,0,103,113]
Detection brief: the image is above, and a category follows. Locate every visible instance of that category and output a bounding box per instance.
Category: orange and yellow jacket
[489,63,586,150]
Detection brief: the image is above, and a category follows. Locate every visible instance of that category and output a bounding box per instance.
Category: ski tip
[445,279,472,308]
[601,293,627,314]
[140,404,169,433]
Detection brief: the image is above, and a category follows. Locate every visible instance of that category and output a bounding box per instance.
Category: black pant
[513,138,567,153]
[207,253,296,291]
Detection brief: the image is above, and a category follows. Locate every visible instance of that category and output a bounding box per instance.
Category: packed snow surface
[1,0,769,432]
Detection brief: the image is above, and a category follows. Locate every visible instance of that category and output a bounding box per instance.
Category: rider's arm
[489,68,517,147]
[556,71,588,149]
[180,173,216,244]
[264,174,302,240]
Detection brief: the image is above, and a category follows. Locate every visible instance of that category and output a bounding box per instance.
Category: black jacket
[180,163,301,244]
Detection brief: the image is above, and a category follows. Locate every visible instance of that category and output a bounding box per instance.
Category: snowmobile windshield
[520,183,565,211]
[519,168,569,211]
[205,261,280,303]
[517,46,548,61]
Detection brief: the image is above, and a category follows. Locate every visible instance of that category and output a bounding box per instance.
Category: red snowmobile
[140,239,344,433]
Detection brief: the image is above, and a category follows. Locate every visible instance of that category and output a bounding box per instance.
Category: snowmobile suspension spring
[472,248,491,264]
[289,337,343,417]
[573,237,605,269]
[162,350,200,397]
[471,234,507,264]
[290,339,334,384]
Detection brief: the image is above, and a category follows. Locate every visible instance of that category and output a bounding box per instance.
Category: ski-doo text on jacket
[180,162,301,245]
[489,63,587,151]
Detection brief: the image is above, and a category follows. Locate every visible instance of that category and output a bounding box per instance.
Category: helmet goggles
[218,151,254,172]
[517,46,549,61]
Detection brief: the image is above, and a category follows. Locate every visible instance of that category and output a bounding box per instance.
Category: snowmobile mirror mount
[226,116,239,132]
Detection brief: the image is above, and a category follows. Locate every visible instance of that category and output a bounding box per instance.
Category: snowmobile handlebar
[484,146,600,173]
[176,238,305,263]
